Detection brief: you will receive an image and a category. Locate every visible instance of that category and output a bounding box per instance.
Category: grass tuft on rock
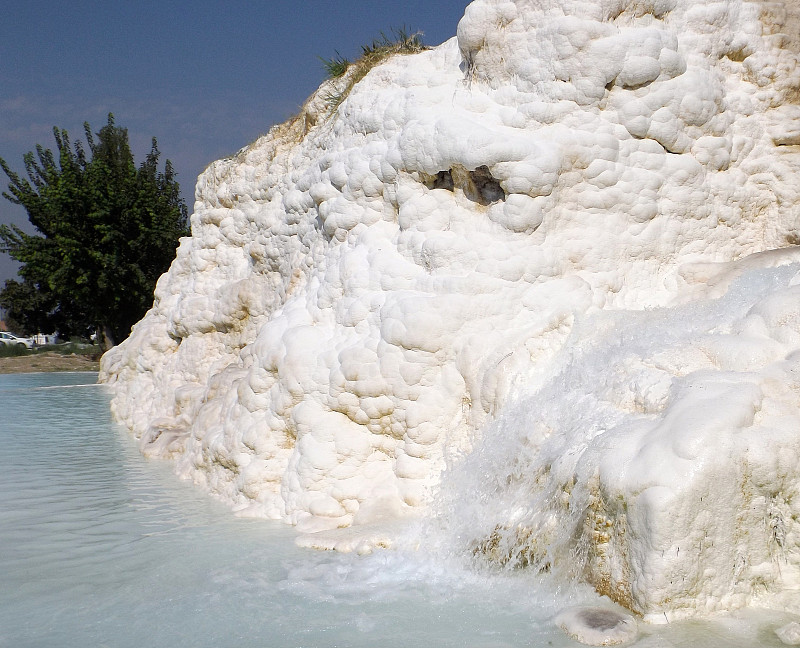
[321,27,428,112]
[319,51,350,78]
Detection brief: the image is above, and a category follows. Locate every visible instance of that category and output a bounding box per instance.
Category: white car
[0,332,34,349]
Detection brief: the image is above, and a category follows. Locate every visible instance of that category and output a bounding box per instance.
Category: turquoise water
[0,372,791,647]
[0,372,563,647]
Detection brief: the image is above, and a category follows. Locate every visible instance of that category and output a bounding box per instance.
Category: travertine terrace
[102,0,800,620]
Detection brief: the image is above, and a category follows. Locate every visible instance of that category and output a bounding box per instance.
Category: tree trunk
[100,324,116,352]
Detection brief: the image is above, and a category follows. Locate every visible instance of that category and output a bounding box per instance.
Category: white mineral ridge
[101,0,800,620]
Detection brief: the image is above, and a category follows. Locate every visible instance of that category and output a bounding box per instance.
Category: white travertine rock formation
[101,0,800,620]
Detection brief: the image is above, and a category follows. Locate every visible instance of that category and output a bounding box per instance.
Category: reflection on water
[0,372,792,647]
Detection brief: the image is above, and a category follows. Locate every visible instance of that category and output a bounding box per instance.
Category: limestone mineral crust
[101,0,800,621]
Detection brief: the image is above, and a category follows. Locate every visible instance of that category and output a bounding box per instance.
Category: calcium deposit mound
[102,0,800,621]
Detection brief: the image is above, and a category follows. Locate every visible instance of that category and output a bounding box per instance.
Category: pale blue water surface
[0,372,791,647]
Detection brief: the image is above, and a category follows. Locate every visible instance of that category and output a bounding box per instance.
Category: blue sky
[0,0,470,283]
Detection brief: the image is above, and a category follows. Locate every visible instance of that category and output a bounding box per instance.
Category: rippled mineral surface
[102,0,800,622]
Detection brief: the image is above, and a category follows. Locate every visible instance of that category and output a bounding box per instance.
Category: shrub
[0,343,30,358]
[39,341,97,356]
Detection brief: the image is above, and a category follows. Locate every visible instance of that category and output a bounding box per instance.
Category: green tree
[0,114,189,348]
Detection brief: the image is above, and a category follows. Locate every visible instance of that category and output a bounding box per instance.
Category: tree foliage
[0,114,189,347]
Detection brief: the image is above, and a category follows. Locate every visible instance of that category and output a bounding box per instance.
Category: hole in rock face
[725,49,748,62]
[469,165,506,204]
[607,2,671,23]
[421,165,506,205]
[432,169,454,191]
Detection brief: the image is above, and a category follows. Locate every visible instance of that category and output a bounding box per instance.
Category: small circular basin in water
[554,606,638,646]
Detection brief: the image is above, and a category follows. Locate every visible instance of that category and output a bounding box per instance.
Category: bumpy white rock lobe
[439,252,800,620]
[101,0,800,617]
